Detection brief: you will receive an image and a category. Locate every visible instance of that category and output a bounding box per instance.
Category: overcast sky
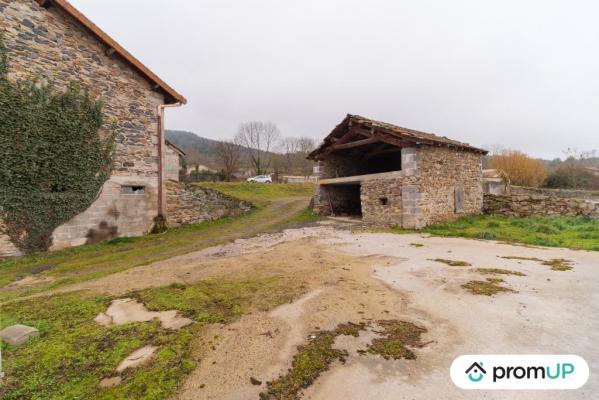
[70,0,599,159]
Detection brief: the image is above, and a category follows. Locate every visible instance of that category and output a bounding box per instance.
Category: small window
[379,196,388,206]
[121,185,145,195]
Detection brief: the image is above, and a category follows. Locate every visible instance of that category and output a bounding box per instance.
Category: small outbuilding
[308,115,488,228]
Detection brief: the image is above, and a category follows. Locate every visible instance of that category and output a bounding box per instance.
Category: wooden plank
[319,170,403,185]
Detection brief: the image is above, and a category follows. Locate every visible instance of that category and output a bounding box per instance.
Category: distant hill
[165,130,220,157]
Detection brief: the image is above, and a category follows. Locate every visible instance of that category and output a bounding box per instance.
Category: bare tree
[235,121,281,175]
[214,139,242,181]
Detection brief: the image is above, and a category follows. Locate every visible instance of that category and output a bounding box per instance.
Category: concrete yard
[47,220,597,399]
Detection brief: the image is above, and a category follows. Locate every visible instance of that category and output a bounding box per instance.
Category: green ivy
[0,33,116,252]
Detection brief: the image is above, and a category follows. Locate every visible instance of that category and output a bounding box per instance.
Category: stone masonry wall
[416,145,484,226]
[312,145,484,228]
[361,179,403,225]
[484,188,599,218]
[166,181,253,227]
[0,1,165,253]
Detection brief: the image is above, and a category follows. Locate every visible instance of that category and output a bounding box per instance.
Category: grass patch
[366,320,427,360]
[541,258,574,271]
[260,322,365,400]
[416,215,599,251]
[429,258,471,267]
[196,182,313,206]
[410,243,424,247]
[461,278,515,296]
[499,256,574,271]
[499,256,544,262]
[475,268,526,276]
[0,186,311,302]
[1,276,306,400]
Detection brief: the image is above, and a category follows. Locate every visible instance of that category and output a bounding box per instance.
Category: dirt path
[1,197,310,303]
[11,219,597,399]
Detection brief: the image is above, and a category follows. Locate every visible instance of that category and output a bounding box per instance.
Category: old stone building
[309,115,487,228]
[165,140,186,182]
[0,0,187,256]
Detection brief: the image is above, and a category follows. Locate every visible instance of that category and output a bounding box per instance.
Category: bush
[490,150,547,187]
[544,166,599,190]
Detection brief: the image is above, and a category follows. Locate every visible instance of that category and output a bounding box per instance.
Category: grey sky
[70,0,599,159]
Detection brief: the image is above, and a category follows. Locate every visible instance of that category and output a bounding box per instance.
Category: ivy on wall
[0,34,116,252]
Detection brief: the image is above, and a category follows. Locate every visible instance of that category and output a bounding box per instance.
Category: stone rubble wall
[313,145,484,228]
[166,181,253,227]
[416,145,484,226]
[361,178,403,225]
[0,0,165,253]
[484,187,599,218]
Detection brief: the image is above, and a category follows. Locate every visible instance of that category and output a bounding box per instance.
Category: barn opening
[320,183,362,217]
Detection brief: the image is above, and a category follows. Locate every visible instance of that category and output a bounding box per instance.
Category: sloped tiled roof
[309,114,487,159]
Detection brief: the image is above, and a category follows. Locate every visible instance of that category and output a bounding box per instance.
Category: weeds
[476,268,526,276]
[461,278,515,296]
[429,258,471,267]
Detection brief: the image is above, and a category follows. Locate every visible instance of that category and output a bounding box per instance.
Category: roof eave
[36,0,187,105]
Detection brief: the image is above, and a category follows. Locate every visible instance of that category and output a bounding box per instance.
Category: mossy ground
[475,268,526,276]
[429,258,471,267]
[500,256,574,271]
[461,278,515,296]
[261,320,427,399]
[392,215,599,251]
[261,322,365,400]
[0,277,305,400]
[366,320,427,360]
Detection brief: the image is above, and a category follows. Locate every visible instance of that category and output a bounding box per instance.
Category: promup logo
[451,355,589,390]
[465,362,486,382]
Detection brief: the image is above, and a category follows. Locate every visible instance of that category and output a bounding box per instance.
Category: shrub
[490,150,547,187]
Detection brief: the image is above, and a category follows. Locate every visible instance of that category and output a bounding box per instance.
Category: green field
[404,215,599,251]
[196,182,314,205]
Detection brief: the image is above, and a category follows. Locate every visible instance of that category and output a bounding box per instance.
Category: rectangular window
[121,185,145,195]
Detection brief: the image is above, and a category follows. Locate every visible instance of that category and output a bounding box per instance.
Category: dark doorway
[322,183,362,217]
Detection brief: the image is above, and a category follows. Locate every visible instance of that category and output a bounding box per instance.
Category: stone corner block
[0,324,39,346]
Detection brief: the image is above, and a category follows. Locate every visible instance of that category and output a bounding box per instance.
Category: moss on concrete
[461,278,515,296]
[476,268,526,276]
[429,258,471,267]
[366,320,427,360]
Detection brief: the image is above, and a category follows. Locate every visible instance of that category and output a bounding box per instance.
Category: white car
[247,175,272,183]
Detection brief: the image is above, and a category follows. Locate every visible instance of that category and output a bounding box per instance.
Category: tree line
[212,121,315,181]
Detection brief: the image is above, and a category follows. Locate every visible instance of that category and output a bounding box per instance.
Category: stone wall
[361,179,403,225]
[0,0,165,253]
[313,146,484,228]
[166,181,253,227]
[416,145,484,226]
[484,187,599,218]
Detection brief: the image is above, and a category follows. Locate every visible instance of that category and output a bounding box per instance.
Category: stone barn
[308,115,488,228]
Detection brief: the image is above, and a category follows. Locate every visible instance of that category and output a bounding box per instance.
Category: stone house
[0,0,186,256]
[308,115,488,228]
[165,140,186,182]
[483,169,508,195]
